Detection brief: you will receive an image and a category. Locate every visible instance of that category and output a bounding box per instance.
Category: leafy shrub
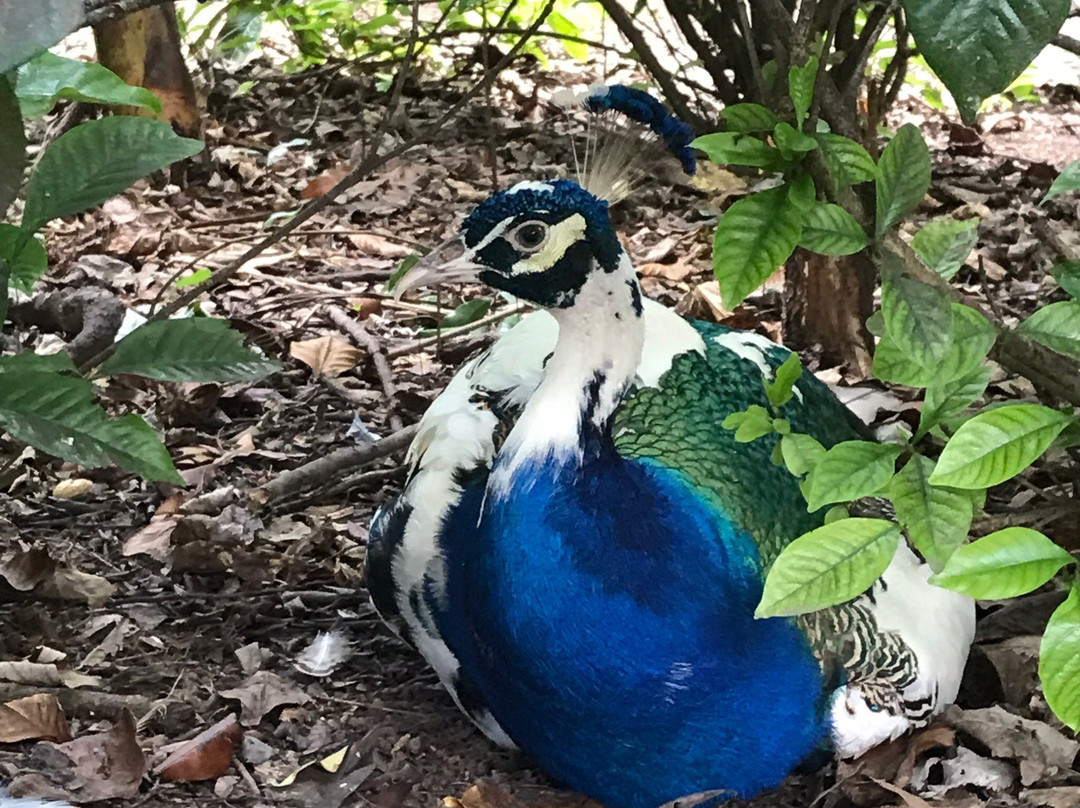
[0,53,278,483]
[695,20,1080,728]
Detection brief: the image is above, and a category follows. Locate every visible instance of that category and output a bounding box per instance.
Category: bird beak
[393,235,482,299]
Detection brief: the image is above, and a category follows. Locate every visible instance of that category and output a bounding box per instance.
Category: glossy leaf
[887,455,973,572]
[1040,585,1080,731]
[440,297,491,328]
[815,133,877,186]
[881,275,953,367]
[773,122,818,160]
[803,440,902,512]
[713,184,805,308]
[756,518,900,617]
[918,364,992,438]
[788,55,819,129]
[1043,159,1080,203]
[929,404,1072,488]
[16,51,161,117]
[911,217,979,279]
[874,303,994,388]
[930,527,1073,598]
[22,117,203,232]
[690,132,785,170]
[0,0,85,74]
[0,352,76,373]
[0,224,48,293]
[875,124,931,237]
[100,318,279,382]
[765,353,802,409]
[1051,261,1080,299]
[902,0,1069,122]
[1016,300,1080,360]
[721,103,779,133]
[0,370,182,483]
[798,202,867,255]
[780,432,826,477]
[723,404,775,443]
[0,75,25,219]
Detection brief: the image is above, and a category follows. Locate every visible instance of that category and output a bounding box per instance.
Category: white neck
[489,254,644,496]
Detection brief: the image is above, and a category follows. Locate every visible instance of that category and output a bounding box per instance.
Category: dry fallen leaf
[289,336,360,378]
[638,261,693,282]
[122,517,180,560]
[39,567,116,607]
[301,164,351,199]
[0,694,71,743]
[0,548,56,591]
[945,704,1080,786]
[9,710,146,802]
[693,281,733,322]
[867,777,933,808]
[156,714,242,782]
[220,670,310,727]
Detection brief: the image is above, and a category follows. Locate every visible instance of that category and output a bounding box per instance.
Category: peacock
[366,85,975,808]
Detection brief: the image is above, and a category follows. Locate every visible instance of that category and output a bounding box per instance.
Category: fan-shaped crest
[550,84,696,205]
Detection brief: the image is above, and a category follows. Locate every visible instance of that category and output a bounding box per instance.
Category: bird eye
[509,221,548,252]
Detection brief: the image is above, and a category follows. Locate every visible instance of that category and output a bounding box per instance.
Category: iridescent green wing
[612,323,867,568]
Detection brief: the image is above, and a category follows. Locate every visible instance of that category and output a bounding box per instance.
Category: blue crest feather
[583,85,697,175]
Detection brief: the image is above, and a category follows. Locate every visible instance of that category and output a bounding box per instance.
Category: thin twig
[326,307,403,431]
[251,424,418,506]
[77,0,557,375]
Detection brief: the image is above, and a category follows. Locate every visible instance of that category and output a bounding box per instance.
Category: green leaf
[1016,300,1080,360]
[881,274,953,368]
[765,353,802,408]
[723,404,775,442]
[386,254,419,293]
[22,117,204,232]
[175,268,212,288]
[874,302,995,388]
[0,0,84,75]
[721,103,779,133]
[0,75,26,219]
[903,0,1069,123]
[15,51,162,117]
[930,527,1073,598]
[756,518,900,617]
[781,432,827,477]
[798,202,867,255]
[937,304,996,382]
[788,55,819,129]
[1051,261,1080,299]
[875,124,931,238]
[887,455,973,572]
[773,122,819,160]
[713,184,805,308]
[911,217,979,279]
[547,12,588,61]
[918,365,992,438]
[0,351,76,373]
[1040,584,1080,731]
[0,223,48,293]
[690,132,786,170]
[815,133,877,187]
[439,297,491,328]
[803,440,902,512]
[99,318,279,383]
[929,403,1072,489]
[0,370,183,483]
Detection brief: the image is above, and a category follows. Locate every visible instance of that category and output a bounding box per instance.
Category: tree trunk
[783,250,875,377]
[93,2,199,137]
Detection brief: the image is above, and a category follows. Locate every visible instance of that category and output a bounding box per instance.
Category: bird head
[394,179,622,308]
